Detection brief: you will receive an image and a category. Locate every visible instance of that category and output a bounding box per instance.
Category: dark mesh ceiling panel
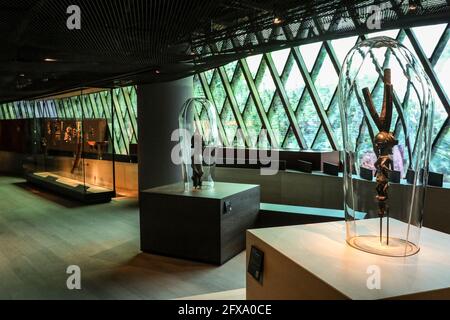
[0,0,449,102]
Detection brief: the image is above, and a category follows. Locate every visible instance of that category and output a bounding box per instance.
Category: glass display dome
[339,36,434,257]
[179,98,219,192]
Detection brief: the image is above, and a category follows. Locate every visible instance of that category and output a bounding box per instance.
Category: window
[0,87,138,156]
[194,23,450,181]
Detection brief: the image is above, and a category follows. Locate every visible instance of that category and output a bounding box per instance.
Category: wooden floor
[0,176,246,300]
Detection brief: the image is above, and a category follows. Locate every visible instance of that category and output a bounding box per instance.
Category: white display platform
[246,221,450,300]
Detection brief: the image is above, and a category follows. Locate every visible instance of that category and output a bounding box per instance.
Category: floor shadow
[126,252,216,272]
[13,181,88,208]
[113,198,139,209]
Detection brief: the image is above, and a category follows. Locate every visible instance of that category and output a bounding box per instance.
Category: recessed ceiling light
[44,58,58,62]
[273,17,283,25]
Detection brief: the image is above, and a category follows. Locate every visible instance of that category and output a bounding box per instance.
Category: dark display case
[25,90,115,203]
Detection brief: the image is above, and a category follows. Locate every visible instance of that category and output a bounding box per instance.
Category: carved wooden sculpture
[362,69,398,244]
[190,131,205,190]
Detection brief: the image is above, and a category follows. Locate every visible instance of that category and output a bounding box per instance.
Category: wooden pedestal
[140,182,260,265]
[246,221,450,300]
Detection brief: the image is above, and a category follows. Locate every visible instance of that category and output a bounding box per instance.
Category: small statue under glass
[179,98,219,192]
[191,130,205,190]
[362,69,398,245]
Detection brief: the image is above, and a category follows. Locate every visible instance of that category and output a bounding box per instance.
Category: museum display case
[25,90,116,203]
[339,36,434,257]
[179,98,219,191]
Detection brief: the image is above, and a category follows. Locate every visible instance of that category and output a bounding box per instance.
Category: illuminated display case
[339,37,434,257]
[25,90,115,203]
[179,98,219,192]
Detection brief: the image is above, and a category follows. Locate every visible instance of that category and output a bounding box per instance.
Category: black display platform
[140,182,260,265]
[26,172,114,204]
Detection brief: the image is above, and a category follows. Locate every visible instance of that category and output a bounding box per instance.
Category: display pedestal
[246,221,450,300]
[26,172,114,204]
[140,182,260,265]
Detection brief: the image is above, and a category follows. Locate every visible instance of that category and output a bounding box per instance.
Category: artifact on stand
[339,36,434,257]
[179,98,219,192]
[71,123,82,174]
[362,69,397,245]
[191,131,205,190]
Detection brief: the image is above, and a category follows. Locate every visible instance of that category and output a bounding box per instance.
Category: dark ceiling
[0,0,449,102]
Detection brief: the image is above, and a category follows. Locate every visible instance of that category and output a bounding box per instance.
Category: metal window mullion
[99,92,116,152]
[432,118,450,150]
[15,102,22,118]
[62,99,70,118]
[70,97,78,118]
[389,6,450,116]
[71,97,79,118]
[8,102,16,119]
[22,102,28,118]
[100,92,112,119]
[54,100,61,118]
[430,25,449,67]
[0,104,5,119]
[96,94,106,118]
[41,101,48,118]
[310,40,342,147]
[80,95,90,119]
[309,44,328,81]
[65,98,73,118]
[281,25,337,148]
[291,44,338,150]
[11,102,19,119]
[278,53,310,147]
[405,29,450,116]
[23,101,29,118]
[89,94,100,118]
[237,57,280,148]
[58,100,66,118]
[5,103,11,119]
[121,86,139,143]
[230,36,278,147]
[404,29,450,151]
[112,90,130,155]
[263,50,308,149]
[210,46,251,148]
[198,72,229,146]
[79,95,88,119]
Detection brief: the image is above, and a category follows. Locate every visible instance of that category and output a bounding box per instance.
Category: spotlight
[408,0,421,12]
[273,16,283,25]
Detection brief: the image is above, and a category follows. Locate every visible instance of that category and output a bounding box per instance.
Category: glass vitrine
[25,89,115,203]
[339,37,434,257]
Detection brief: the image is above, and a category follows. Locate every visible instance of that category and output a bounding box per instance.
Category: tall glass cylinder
[179,98,219,191]
[339,36,434,257]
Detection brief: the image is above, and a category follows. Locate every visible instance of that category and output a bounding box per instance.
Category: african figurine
[362,69,398,244]
[190,130,205,190]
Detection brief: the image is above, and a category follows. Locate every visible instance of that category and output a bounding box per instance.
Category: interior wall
[0,151,27,175]
[215,167,450,234]
[137,77,193,191]
[1,147,449,234]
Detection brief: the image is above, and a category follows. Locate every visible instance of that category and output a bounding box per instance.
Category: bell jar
[339,36,434,257]
[179,98,219,192]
